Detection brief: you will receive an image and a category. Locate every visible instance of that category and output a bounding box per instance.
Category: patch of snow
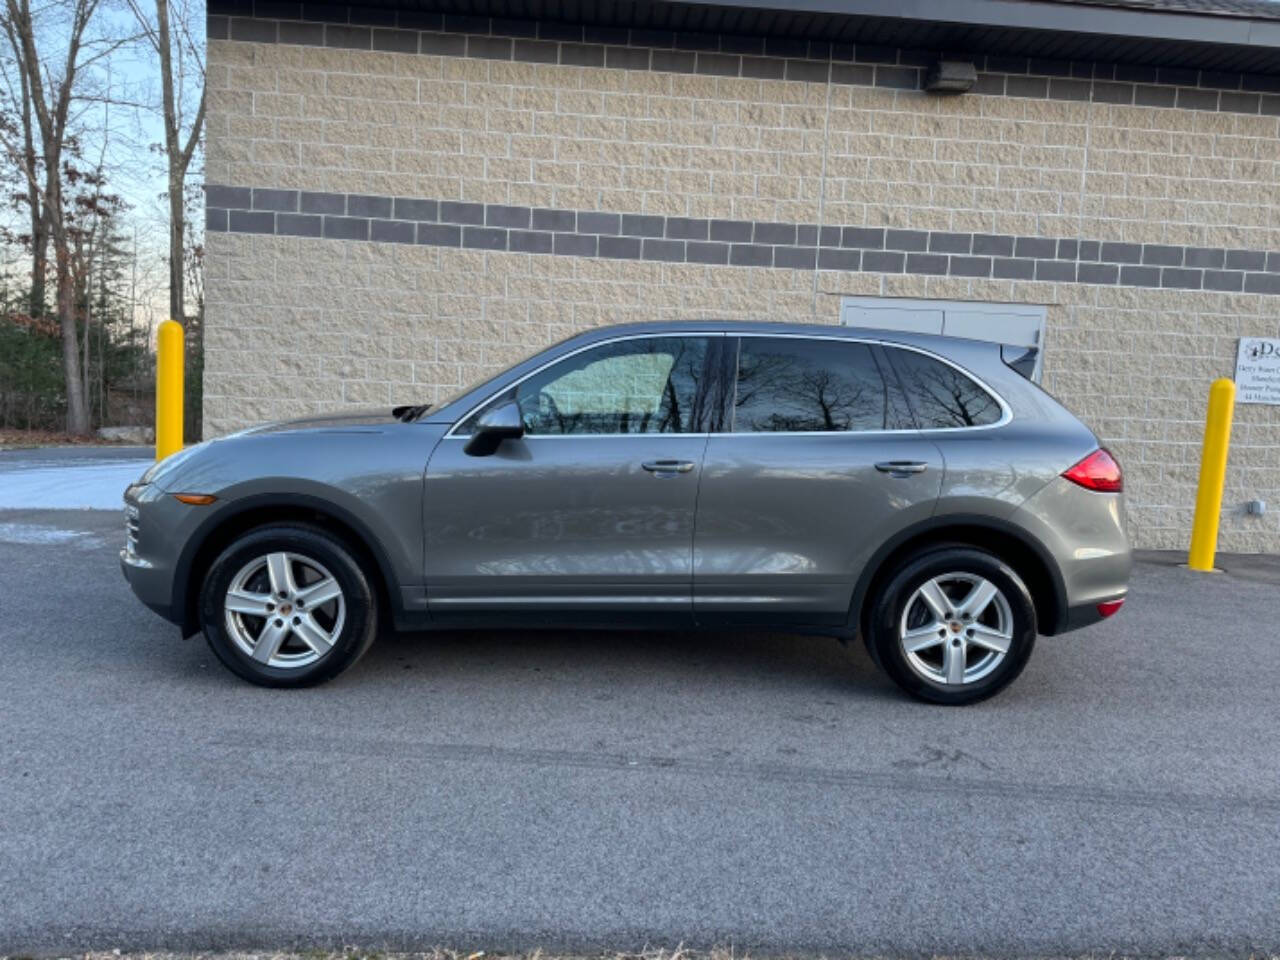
[0,522,102,547]
[0,460,151,510]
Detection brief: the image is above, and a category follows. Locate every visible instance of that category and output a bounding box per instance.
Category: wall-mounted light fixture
[925,60,977,93]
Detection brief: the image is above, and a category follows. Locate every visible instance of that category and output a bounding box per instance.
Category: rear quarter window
[886,346,1004,429]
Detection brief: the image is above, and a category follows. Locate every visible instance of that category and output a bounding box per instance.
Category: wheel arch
[175,493,400,637]
[850,514,1068,638]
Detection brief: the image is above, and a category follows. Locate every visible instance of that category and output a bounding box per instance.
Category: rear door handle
[875,460,929,476]
[642,460,695,475]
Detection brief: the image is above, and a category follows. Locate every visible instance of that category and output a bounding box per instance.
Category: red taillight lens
[1097,598,1125,618]
[1063,448,1123,493]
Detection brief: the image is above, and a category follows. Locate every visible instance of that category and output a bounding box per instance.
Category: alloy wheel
[898,572,1014,686]
[223,551,346,669]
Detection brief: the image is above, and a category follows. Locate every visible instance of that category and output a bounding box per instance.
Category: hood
[232,407,407,436]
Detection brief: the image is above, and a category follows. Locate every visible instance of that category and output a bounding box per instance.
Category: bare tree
[1,15,44,317]
[126,0,203,327]
[1,0,106,433]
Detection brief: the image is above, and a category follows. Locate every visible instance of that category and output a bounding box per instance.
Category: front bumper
[120,482,186,627]
[120,548,177,621]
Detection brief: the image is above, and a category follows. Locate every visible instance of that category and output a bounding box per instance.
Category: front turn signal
[172,493,217,505]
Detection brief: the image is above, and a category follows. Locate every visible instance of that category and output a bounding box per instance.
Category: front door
[424,334,722,622]
[693,335,944,625]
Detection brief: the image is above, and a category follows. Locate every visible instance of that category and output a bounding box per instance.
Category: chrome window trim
[443,329,1013,439]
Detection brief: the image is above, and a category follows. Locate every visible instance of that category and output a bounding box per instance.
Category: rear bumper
[1060,596,1126,633]
[1013,476,1132,635]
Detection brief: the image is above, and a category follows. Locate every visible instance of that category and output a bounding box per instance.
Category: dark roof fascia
[696,0,1280,50]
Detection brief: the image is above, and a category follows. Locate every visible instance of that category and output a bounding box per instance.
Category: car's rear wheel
[199,524,377,687]
[867,546,1036,705]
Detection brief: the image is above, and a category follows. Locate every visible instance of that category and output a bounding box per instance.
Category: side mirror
[463,400,525,456]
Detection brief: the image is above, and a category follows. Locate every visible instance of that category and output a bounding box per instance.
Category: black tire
[866,546,1036,705]
[199,524,378,688]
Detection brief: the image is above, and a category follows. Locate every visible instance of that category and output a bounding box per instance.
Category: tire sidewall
[199,525,375,688]
[871,547,1036,705]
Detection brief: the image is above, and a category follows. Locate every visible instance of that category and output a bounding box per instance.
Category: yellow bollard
[155,319,185,461]
[1186,377,1236,572]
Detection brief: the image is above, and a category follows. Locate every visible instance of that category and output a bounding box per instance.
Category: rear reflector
[1097,598,1125,618]
[1063,448,1123,493]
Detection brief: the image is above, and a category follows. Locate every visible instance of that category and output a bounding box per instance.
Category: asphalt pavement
[1,505,1278,957]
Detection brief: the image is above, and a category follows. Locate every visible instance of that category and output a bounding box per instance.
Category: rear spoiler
[1001,344,1039,381]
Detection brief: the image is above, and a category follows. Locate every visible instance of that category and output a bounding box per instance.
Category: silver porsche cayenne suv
[122,321,1130,704]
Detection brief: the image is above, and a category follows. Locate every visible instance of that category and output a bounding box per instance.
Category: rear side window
[886,346,1003,429]
[733,338,889,432]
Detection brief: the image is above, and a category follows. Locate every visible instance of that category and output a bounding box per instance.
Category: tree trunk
[168,168,184,323]
[150,0,203,326]
[25,126,46,318]
[30,209,46,317]
[56,249,88,434]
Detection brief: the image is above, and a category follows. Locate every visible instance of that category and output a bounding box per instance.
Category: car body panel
[929,419,1103,523]
[693,433,943,623]
[123,423,446,629]
[423,434,709,615]
[1012,475,1132,618]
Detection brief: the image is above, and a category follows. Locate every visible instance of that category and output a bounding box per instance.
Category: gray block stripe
[206,185,1280,295]
[206,4,1280,117]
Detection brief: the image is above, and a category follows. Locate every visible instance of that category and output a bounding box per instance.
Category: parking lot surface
[1,506,1278,956]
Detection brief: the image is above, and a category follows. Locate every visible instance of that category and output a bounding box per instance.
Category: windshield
[431,367,511,413]
[429,330,593,416]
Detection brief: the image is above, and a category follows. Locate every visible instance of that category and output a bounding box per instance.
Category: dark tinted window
[887,347,1003,429]
[733,338,889,433]
[511,336,711,435]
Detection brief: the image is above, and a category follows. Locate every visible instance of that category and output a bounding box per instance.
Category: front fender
[162,427,443,633]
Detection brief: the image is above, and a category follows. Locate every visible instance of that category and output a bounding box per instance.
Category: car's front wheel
[199,524,377,687]
[867,546,1036,705]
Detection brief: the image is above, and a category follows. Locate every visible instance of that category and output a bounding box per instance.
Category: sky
[91,5,205,258]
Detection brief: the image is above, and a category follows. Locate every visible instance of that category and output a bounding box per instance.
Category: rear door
[693,335,943,625]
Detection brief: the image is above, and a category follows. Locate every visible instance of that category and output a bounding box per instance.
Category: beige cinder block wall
[203,18,1280,552]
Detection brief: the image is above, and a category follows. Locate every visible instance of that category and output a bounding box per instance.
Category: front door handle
[875,460,929,476]
[642,459,695,475]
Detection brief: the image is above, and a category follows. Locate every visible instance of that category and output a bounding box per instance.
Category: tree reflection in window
[887,347,1002,429]
[733,338,888,432]
[516,337,710,435]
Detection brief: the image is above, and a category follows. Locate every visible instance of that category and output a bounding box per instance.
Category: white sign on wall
[1235,337,1280,405]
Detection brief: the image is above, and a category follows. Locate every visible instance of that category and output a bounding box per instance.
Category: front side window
[732,338,889,432]
[498,336,712,435]
[886,346,1003,429]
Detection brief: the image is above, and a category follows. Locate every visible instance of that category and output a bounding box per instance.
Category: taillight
[1062,448,1123,493]
[1097,598,1125,618]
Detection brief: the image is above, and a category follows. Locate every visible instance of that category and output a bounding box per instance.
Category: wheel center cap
[949,621,963,632]
[279,602,293,615]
